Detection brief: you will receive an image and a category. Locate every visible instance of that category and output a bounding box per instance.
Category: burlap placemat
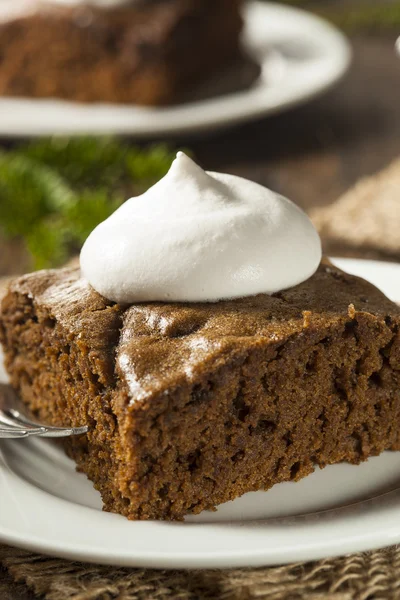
[2,543,400,600]
[311,157,400,261]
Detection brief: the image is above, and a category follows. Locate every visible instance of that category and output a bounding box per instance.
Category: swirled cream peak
[80,152,322,303]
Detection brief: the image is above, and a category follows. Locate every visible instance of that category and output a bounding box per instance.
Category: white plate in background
[0,2,351,137]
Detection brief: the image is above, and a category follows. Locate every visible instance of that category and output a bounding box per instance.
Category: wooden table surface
[2,28,400,600]
[192,34,400,215]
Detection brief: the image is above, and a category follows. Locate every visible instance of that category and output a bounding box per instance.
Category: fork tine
[0,409,47,438]
[6,408,58,430]
[0,384,88,439]
[7,409,88,437]
[34,427,88,438]
[0,409,46,432]
[0,428,33,439]
[0,419,45,438]
[0,412,86,439]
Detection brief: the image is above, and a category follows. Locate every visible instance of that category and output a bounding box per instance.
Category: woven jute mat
[311,157,400,261]
[1,544,400,600]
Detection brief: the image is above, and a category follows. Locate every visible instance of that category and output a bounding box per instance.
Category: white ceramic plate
[0,2,351,138]
[2,257,400,569]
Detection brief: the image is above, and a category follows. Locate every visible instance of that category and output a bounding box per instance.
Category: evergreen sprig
[274,1,400,31]
[0,138,179,269]
[327,4,400,32]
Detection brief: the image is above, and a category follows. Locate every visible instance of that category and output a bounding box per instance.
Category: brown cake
[1,260,400,520]
[0,0,243,105]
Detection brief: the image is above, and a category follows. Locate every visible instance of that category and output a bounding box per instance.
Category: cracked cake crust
[1,260,400,520]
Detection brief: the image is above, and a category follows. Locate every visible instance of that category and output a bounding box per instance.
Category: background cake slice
[0,0,243,105]
[1,262,400,520]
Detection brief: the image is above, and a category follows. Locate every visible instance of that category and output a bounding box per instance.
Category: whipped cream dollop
[80,153,322,303]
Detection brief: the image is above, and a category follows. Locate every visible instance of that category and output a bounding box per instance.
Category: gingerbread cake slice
[1,261,400,520]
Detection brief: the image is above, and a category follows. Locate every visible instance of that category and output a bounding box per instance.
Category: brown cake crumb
[1,259,400,520]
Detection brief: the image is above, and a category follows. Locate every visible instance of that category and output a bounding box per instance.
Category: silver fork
[0,383,88,439]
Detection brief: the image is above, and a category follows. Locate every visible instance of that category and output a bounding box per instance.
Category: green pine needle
[19,137,127,189]
[126,144,180,184]
[0,153,76,238]
[273,1,400,31]
[0,138,181,269]
[65,189,124,246]
[26,219,70,270]
[327,4,400,32]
